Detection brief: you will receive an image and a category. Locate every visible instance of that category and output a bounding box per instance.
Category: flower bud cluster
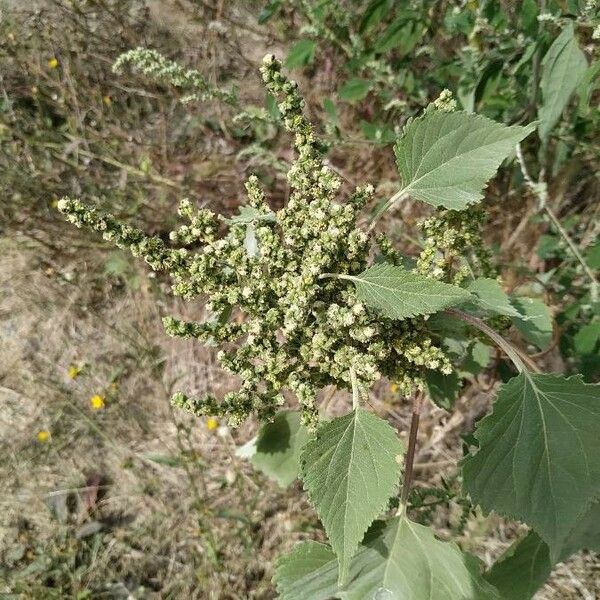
[416,208,493,284]
[113,47,237,105]
[59,56,465,428]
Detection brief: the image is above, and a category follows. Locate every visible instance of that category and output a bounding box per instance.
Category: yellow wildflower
[48,57,59,69]
[390,383,398,394]
[90,394,105,410]
[206,417,219,431]
[37,430,51,442]
[67,364,82,379]
[102,95,112,106]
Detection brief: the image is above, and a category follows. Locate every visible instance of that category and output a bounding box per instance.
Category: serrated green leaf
[466,278,521,317]
[510,296,553,350]
[391,111,535,210]
[343,264,472,320]
[484,531,551,600]
[237,411,310,488]
[285,39,316,69]
[274,517,501,600]
[299,409,404,585]
[338,78,371,102]
[462,373,600,559]
[538,22,587,140]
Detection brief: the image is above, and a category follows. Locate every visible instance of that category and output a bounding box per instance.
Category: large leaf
[342,264,472,320]
[538,22,587,141]
[236,411,310,487]
[484,531,551,600]
[392,111,535,210]
[299,409,404,585]
[274,517,501,600]
[462,373,600,559]
[510,296,553,350]
[484,501,600,600]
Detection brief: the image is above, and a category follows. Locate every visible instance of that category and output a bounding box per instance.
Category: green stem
[445,308,540,374]
[350,368,360,410]
[367,187,408,233]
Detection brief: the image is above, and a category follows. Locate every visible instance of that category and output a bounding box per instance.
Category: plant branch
[397,391,425,516]
[516,143,599,303]
[445,308,540,374]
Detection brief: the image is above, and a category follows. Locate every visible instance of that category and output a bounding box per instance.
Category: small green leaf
[573,320,600,355]
[338,78,371,102]
[466,278,521,317]
[392,111,535,210]
[425,369,461,410]
[577,60,600,115]
[538,22,587,140]
[299,409,404,585]
[322,98,338,124]
[257,0,281,24]
[510,296,553,350]
[462,373,600,559]
[274,517,501,600]
[585,242,600,269]
[236,411,310,488]
[285,39,316,69]
[359,0,391,33]
[344,264,472,320]
[484,531,551,600]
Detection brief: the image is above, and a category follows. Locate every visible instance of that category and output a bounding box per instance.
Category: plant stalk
[397,391,424,516]
[445,308,540,373]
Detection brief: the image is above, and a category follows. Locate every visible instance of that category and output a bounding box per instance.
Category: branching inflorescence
[58,55,491,428]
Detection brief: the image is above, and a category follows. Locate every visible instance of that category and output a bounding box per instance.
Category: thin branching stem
[516,143,598,303]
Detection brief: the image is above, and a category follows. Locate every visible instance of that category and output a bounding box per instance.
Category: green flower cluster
[59,55,455,428]
[113,47,237,106]
[416,208,493,285]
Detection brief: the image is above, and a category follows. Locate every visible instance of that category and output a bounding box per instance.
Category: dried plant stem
[397,391,425,516]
